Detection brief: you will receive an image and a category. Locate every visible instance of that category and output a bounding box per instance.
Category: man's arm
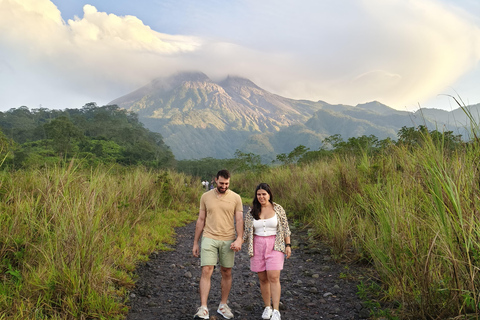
[192,209,206,257]
[230,209,244,252]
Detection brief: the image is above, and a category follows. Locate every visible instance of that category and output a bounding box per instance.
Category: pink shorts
[250,235,285,272]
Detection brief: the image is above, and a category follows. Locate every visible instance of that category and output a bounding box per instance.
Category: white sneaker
[271,309,281,320]
[194,305,209,319]
[262,306,273,319]
[217,303,234,319]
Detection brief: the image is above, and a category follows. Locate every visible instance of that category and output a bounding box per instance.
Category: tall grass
[234,131,480,318]
[0,163,200,319]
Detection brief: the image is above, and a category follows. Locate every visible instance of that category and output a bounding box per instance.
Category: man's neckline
[214,188,229,196]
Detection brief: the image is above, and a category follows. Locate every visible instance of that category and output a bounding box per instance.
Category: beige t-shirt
[200,189,243,241]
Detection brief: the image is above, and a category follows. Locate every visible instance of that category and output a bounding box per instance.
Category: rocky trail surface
[126,212,372,320]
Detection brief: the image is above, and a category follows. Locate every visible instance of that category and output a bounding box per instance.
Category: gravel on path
[126,215,372,320]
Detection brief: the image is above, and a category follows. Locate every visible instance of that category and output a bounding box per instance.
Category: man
[192,169,244,319]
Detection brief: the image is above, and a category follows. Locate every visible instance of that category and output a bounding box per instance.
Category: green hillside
[0,104,174,169]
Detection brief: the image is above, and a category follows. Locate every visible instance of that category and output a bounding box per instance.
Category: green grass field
[0,164,199,319]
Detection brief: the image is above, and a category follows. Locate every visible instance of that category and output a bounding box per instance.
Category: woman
[243,183,292,320]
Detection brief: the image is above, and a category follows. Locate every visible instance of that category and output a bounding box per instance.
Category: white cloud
[344,0,480,108]
[68,5,199,53]
[158,0,480,110]
[0,0,480,111]
[0,0,202,109]
[206,0,480,109]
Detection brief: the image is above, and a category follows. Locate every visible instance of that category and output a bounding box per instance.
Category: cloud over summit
[0,0,480,110]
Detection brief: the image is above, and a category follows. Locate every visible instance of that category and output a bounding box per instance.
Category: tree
[176,157,230,180]
[397,125,429,147]
[297,149,332,164]
[230,150,267,173]
[276,145,310,165]
[321,134,346,150]
[344,135,379,155]
[429,129,462,151]
[397,126,463,151]
[44,116,83,156]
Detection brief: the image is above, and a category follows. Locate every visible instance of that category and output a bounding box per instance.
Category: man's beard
[217,186,228,194]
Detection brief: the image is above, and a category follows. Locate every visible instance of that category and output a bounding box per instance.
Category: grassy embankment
[234,126,480,319]
[0,164,200,319]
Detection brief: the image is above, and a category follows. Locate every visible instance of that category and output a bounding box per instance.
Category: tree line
[0,105,466,177]
[0,103,174,169]
[275,125,463,165]
[177,125,465,179]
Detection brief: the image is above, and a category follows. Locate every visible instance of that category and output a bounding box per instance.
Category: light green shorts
[201,237,235,268]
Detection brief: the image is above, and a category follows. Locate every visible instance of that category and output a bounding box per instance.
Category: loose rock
[126,215,370,320]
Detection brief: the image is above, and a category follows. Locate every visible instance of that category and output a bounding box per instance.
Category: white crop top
[253,214,278,236]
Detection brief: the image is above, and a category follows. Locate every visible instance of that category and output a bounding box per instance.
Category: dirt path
[126,215,371,320]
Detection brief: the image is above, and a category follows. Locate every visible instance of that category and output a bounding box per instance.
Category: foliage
[0,104,175,169]
[0,129,15,166]
[229,150,268,173]
[176,157,231,181]
[276,145,310,165]
[0,165,200,319]
[297,126,463,163]
[397,125,463,151]
[175,149,269,181]
[44,116,84,155]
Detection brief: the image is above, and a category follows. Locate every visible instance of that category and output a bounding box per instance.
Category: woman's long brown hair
[251,183,274,220]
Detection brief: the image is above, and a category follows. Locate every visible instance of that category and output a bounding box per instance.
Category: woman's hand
[285,246,292,259]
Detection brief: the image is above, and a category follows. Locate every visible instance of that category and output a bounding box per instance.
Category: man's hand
[193,209,206,258]
[230,238,243,252]
[192,243,200,257]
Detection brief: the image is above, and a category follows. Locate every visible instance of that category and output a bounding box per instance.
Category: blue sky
[1,0,480,112]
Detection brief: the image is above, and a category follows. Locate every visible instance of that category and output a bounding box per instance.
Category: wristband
[285,243,291,247]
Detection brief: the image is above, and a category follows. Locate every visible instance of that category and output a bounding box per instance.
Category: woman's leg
[257,271,271,307]
[266,270,281,310]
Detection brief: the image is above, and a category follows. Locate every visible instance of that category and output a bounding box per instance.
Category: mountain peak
[146,71,213,92]
[165,71,211,84]
[355,101,398,114]
[220,75,261,90]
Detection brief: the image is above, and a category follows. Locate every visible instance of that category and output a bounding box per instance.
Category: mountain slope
[110,72,325,159]
[111,72,320,132]
[109,72,471,160]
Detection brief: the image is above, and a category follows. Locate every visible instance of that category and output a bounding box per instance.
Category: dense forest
[0,103,175,169]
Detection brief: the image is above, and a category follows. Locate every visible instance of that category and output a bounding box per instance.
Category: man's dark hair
[216,169,231,180]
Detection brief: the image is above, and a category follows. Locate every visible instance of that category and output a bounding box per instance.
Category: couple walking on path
[192,170,291,320]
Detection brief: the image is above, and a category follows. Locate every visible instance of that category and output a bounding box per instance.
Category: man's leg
[199,265,215,306]
[218,239,235,305]
[219,266,232,305]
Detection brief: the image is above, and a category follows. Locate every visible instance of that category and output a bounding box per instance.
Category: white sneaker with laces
[271,309,281,320]
[194,305,209,319]
[217,303,234,319]
[262,306,273,319]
